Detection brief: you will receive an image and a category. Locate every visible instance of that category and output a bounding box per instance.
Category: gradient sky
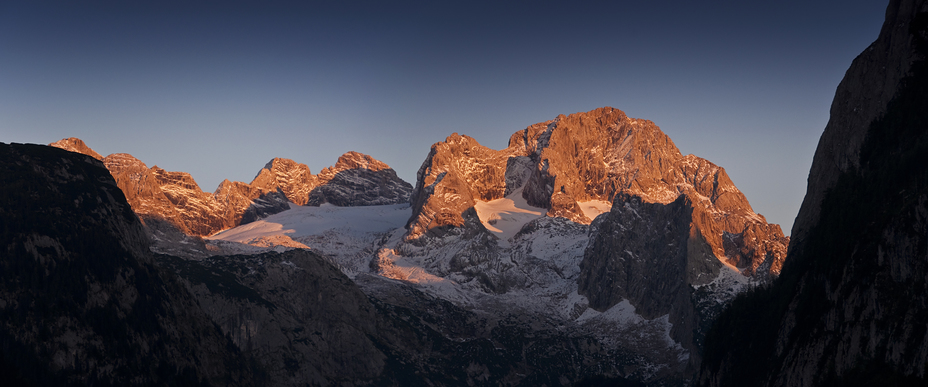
[1,1,888,235]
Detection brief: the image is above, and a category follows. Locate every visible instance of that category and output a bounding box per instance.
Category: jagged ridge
[50,139,413,238]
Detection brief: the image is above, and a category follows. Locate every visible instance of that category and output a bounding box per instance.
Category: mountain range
[41,103,788,385]
[2,0,926,385]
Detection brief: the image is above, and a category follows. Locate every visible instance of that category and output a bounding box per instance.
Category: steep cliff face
[213,179,291,227]
[96,151,290,238]
[699,1,928,386]
[406,107,787,276]
[791,0,928,245]
[0,143,253,385]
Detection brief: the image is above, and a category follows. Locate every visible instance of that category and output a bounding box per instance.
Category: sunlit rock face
[0,142,254,385]
[698,0,928,385]
[96,151,289,238]
[406,106,787,277]
[250,157,317,206]
[49,137,104,160]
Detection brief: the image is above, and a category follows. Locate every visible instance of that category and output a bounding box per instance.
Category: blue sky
[1,1,887,235]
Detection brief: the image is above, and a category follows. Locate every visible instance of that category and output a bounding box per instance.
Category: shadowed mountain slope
[0,142,255,386]
[698,1,928,385]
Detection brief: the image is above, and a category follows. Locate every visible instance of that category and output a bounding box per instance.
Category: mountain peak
[405,106,786,276]
[331,151,390,173]
[49,137,104,160]
[250,157,315,205]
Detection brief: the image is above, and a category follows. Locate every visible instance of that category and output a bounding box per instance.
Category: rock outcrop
[698,1,928,385]
[407,107,788,277]
[0,142,253,385]
[157,247,685,386]
[578,193,729,370]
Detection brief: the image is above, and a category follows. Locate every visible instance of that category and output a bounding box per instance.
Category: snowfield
[209,202,410,242]
[473,187,545,247]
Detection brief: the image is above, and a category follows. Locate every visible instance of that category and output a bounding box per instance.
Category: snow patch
[576,299,643,325]
[208,203,410,242]
[578,200,612,221]
[473,187,545,247]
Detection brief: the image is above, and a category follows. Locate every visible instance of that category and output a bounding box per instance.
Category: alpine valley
[3,0,927,385]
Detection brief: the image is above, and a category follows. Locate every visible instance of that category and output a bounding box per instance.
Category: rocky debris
[0,142,253,385]
[157,245,688,386]
[698,1,928,385]
[405,107,788,277]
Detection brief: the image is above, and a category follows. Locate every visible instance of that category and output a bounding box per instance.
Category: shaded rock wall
[698,1,928,385]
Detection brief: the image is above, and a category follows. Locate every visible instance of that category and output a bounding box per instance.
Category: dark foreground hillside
[0,143,256,385]
[698,0,928,385]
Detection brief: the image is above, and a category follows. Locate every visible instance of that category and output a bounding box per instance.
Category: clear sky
[1,1,887,235]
